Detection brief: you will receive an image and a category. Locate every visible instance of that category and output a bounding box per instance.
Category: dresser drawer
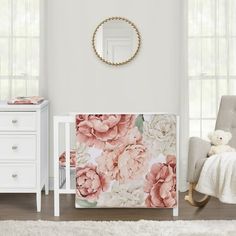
[0,164,36,189]
[0,112,36,131]
[0,135,36,160]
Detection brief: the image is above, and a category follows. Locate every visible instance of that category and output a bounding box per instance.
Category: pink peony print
[118,144,149,183]
[76,164,108,200]
[76,114,135,149]
[120,126,142,146]
[144,155,176,208]
[97,127,148,183]
[166,155,176,172]
[96,146,124,181]
[59,150,77,167]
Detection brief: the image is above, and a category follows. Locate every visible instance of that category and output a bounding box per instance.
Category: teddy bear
[208,129,235,156]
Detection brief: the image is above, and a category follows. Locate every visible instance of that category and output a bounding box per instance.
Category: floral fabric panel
[75,114,177,208]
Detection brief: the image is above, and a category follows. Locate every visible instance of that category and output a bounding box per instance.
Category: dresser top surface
[0,100,49,111]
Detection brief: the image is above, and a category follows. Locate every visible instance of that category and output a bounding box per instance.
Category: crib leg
[173,207,178,217]
[36,191,41,212]
[54,188,60,216]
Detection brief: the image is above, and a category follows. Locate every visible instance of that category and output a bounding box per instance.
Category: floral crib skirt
[75,114,177,208]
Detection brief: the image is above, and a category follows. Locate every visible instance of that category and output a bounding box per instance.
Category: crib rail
[54,115,75,216]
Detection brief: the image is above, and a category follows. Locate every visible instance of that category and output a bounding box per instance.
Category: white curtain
[179,0,236,191]
[0,0,39,100]
[188,0,236,140]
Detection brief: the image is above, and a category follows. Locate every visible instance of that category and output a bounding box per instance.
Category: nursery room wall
[46,0,183,186]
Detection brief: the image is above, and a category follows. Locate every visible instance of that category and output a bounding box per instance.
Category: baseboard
[49,177,54,190]
[180,183,188,192]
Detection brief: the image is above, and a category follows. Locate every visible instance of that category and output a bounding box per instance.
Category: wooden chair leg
[185,183,211,207]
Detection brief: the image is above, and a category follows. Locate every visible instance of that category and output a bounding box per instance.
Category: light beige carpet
[0,220,236,236]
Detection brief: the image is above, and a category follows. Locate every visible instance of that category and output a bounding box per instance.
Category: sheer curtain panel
[188,0,236,139]
[0,0,40,100]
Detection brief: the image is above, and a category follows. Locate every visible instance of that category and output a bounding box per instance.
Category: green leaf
[76,199,97,208]
[135,114,144,133]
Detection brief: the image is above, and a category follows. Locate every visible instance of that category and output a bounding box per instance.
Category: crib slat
[65,122,71,190]
[173,116,179,217]
[54,117,60,216]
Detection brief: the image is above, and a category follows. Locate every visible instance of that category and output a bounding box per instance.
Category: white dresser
[0,101,49,212]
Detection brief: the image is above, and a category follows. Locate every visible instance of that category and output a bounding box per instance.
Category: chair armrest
[187,137,211,183]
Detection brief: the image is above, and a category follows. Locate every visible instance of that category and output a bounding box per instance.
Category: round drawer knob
[12,119,18,124]
[12,146,18,150]
[12,174,18,178]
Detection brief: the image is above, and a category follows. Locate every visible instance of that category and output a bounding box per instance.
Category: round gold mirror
[92,17,141,66]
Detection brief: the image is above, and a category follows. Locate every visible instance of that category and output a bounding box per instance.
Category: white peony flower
[143,115,176,156]
[76,143,91,166]
[97,180,145,207]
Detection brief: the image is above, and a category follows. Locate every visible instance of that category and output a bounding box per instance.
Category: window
[188,0,236,139]
[0,0,40,100]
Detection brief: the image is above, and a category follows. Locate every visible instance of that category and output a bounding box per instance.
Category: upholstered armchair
[185,96,236,207]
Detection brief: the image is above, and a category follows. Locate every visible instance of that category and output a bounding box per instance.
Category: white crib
[53,114,179,217]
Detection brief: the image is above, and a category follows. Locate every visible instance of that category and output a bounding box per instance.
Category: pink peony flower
[166,155,176,172]
[120,126,142,146]
[96,146,124,181]
[96,127,148,183]
[76,164,108,200]
[118,144,149,183]
[144,155,176,208]
[76,114,135,149]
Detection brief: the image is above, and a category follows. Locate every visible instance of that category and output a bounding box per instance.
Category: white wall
[46,0,182,181]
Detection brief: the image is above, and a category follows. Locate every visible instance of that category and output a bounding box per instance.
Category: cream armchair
[185,96,236,207]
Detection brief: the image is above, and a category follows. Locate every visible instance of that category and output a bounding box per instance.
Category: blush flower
[120,126,142,146]
[118,144,149,183]
[76,164,108,200]
[97,127,148,183]
[76,114,135,149]
[96,146,124,181]
[144,155,176,208]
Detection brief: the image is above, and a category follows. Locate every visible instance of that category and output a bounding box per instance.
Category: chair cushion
[215,96,236,149]
[194,158,207,183]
